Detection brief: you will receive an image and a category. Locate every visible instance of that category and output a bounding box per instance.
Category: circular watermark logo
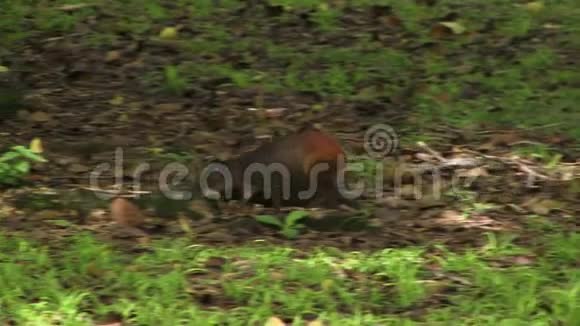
[364,124,399,159]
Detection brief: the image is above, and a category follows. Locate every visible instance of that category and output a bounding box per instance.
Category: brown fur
[205,128,351,209]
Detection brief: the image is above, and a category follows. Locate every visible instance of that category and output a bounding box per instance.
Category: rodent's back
[207,128,346,207]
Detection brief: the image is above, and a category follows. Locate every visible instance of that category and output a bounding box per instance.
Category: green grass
[0,231,578,324]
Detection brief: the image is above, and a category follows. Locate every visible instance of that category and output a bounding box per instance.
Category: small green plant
[150,149,194,164]
[163,65,188,96]
[480,232,529,257]
[311,4,340,32]
[349,155,381,180]
[0,145,46,186]
[255,210,309,239]
[512,143,563,166]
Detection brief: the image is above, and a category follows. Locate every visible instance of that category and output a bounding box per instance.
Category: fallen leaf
[264,316,286,326]
[156,102,183,113]
[29,111,52,123]
[457,167,489,178]
[159,27,179,39]
[68,163,90,173]
[434,92,451,103]
[110,95,124,106]
[525,1,544,13]
[380,15,402,28]
[432,21,466,38]
[110,197,145,228]
[512,255,535,265]
[105,50,122,63]
[263,107,287,119]
[58,3,95,11]
[415,153,437,162]
[439,21,466,34]
[29,137,43,153]
[204,257,227,270]
[0,65,9,73]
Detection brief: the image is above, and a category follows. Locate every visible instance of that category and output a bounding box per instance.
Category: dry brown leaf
[105,50,122,63]
[431,24,451,38]
[68,163,90,173]
[110,197,145,227]
[156,102,183,113]
[204,256,228,270]
[415,153,437,162]
[57,3,96,11]
[379,15,402,28]
[512,255,535,266]
[263,107,287,119]
[457,167,489,178]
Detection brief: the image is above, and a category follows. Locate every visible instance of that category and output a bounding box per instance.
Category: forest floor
[0,1,579,325]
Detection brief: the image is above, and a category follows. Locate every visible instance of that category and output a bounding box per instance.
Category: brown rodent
[202,127,353,209]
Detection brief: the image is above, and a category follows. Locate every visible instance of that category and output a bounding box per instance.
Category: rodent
[202,127,353,209]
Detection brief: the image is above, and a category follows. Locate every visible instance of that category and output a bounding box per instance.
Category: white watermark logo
[364,124,398,158]
[87,124,481,202]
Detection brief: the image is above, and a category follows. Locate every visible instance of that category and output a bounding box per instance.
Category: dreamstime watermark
[364,124,399,159]
[89,124,480,202]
